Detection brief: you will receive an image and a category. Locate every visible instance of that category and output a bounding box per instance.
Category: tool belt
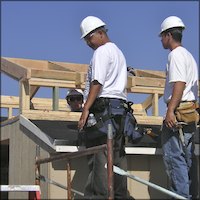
[85,97,143,142]
[175,101,199,124]
[89,97,129,113]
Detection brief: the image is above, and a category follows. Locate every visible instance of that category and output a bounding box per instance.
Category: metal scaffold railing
[35,124,114,200]
[112,165,187,200]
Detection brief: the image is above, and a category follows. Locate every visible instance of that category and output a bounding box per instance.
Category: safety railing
[35,124,114,200]
[112,166,187,200]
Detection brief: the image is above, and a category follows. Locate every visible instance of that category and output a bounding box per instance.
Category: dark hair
[164,27,183,42]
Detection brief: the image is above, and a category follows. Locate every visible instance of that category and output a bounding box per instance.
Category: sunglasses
[68,96,83,102]
[84,31,97,42]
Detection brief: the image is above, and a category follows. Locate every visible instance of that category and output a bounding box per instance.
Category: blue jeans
[161,124,196,199]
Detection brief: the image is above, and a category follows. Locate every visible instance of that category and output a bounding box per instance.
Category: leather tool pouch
[175,102,199,124]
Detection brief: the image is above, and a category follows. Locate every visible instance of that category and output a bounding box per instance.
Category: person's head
[159,16,185,50]
[66,89,83,112]
[80,16,110,50]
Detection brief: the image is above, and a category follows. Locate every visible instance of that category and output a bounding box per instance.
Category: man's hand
[164,109,177,128]
[78,80,102,131]
[78,108,89,131]
[165,81,185,129]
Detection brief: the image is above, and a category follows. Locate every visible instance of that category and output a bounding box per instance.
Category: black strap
[94,113,114,129]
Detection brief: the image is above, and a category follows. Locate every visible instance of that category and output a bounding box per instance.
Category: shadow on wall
[51,157,89,199]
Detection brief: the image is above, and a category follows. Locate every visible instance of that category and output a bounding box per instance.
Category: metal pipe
[113,165,187,200]
[107,124,114,200]
[36,144,107,164]
[35,145,40,186]
[66,160,72,200]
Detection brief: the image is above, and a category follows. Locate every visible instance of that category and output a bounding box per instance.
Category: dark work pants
[84,116,131,199]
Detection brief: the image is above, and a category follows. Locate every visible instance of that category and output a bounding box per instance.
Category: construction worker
[159,16,199,199]
[78,16,133,199]
[66,89,83,112]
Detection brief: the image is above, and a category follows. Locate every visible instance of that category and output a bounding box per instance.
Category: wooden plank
[141,94,163,110]
[135,116,163,125]
[21,109,163,125]
[141,94,154,110]
[52,61,89,73]
[30,86,40,99]
[31,69,78,81]
[22,110,81,121]
[134,69,166,78]
[48,61,75,72]
[3,57,48,70]
[19,80,30,111]
[0,95,19,106]
[132,104,147,116]
[152,93,159,116]
[128,76,165,88]
[31,98,69,111]
[129,86,164,94]
[1,57,30,80]
[0,95,70,111]
[29,78,77,88]
[127,76,136,88]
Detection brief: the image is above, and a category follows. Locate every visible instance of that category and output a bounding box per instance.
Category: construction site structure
[0,57,199,199]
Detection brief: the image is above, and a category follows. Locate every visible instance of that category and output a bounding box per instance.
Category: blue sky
[1,1,199,116]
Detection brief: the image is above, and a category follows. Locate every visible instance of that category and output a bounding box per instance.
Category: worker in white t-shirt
[159,16,199,199]
[78,16,133,199]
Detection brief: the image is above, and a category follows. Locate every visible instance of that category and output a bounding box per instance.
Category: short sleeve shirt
[84,42,127,101]
[164,46,199,103]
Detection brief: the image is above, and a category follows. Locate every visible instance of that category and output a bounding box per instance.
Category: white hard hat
[66,89,83,99]
[159,16,185,35]
[80,16,106,39]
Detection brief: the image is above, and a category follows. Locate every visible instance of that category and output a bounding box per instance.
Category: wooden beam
[2,57,48,70]
[128,76,165,88]
[127,76,136,88]
[131,104,147,116]
[134,69,166,78]
[52,61,89,73]
[141,94,154,110]
[0,95,19,107]
[20,80,30,112]
[30,86,40,99]
[48,61,75,72]
[152,93,159,116]
[141,94,163,111]
[29,78,78,88]
[31,69,78,81]
[22,110,81,121]
[128,86,164,94]
[135,116,163,126]
[21,109,163,125]
[1,57,30,80]
[0,95,70,111]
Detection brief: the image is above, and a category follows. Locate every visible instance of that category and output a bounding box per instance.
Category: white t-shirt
[84,42,127,100]
[164,46,199,103]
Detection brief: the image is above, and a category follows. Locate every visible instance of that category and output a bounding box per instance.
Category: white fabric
[164,46,199,103]
[84,42,127,100]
